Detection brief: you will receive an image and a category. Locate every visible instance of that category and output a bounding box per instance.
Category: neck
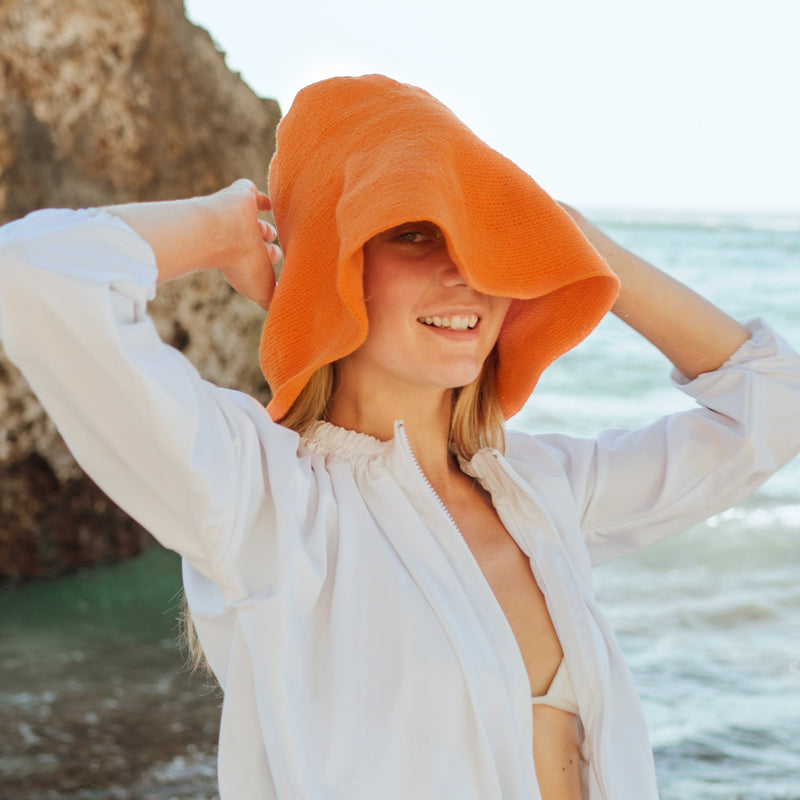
[327,366,459,488]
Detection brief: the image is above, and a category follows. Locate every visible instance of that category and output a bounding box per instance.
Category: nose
[438,252,469,288]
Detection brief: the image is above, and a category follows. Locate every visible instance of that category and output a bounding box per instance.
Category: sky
[184,0,800,215]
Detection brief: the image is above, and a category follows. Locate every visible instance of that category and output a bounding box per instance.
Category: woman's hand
[193,179,282,309]
[560,202,750,379]
[106,179,282,310]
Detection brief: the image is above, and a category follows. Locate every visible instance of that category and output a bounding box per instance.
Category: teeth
[418,314,479,330]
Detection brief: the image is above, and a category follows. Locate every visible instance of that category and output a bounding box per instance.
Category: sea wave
[588,208,800,234]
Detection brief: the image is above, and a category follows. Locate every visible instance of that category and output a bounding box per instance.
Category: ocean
[1,211,799,798]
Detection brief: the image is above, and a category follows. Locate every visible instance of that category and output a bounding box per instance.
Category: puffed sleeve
[529,319,800,566]
[0,208,314,600]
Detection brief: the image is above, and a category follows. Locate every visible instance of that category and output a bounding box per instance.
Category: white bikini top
[530,659,579,715]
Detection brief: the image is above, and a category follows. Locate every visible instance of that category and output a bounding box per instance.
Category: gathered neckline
[302,420,396,462]
[301,420,496,477]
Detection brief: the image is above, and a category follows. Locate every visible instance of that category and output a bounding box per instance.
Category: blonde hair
[448,348,505,460]
[181,352,505,676]
[179,597,213,678]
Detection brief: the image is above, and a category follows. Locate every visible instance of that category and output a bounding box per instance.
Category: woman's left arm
[537,205,800,564]
[561,204,750,379]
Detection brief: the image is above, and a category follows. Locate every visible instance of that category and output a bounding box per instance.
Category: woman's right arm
[106,178,281,305]
[0,182,300,600]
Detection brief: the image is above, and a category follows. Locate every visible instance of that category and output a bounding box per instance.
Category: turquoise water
[0,546,221,799]
[2,212,799,798]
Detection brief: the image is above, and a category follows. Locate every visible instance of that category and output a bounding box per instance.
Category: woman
[1,74,799,799]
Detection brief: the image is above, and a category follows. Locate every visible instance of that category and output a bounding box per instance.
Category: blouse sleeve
[528,319,800,566]
[0,208,311,600]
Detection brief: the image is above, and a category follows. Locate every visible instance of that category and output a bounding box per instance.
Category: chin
[443,369,484,390]
[405,359,486,394]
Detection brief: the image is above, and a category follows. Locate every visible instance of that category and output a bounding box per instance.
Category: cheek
[362,293,411,361]
[364,271,422,327]
[488,298,513,340]
[362,259,402,316]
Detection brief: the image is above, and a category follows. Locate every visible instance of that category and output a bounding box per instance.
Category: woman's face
[341,221,512,396]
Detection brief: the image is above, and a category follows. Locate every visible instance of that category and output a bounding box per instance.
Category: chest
[446,486,564,695]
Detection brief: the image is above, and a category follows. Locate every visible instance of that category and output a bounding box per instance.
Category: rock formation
[0,0,281,579]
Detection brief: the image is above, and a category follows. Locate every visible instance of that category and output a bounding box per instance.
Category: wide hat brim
[261,74,619,421]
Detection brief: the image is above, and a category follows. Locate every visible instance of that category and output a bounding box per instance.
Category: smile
[418,314,479,331]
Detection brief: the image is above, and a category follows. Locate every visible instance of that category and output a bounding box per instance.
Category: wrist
[186,195,230,273]
[191,185,258,274]
[106,197,215,282]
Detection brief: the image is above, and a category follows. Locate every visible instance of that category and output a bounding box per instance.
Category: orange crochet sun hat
[261,74,619,421]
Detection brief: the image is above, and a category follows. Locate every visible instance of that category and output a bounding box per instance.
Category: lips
[417,314,479,331]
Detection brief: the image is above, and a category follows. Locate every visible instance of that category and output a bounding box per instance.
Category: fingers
[246,260,277,310]
[231,276,276,311]
[218,178,283,272]
[258,219,278,242]
[222,253,278,311]
[257,219,283,265]
[227,177,257,198]
[221,178,273,218]
[256,191,272,212]
[246,272,277,311]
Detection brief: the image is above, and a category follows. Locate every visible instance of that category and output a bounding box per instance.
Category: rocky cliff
[0,0,281,579]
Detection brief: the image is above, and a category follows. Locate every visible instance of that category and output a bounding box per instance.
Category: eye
[396,230,427,243]
[391,222,442,245]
